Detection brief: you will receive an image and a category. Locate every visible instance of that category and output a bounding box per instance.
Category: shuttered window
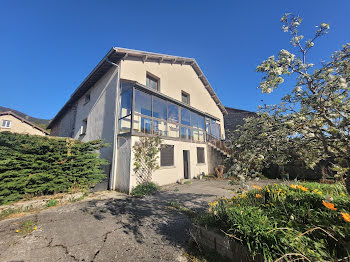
[197,147,205,164]
[160,145,174,167]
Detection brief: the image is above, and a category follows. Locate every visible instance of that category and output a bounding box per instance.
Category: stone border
[191,225,263,262]
[0,192,84,214]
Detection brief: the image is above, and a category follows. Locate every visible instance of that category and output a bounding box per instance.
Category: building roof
[224,106,257,131]
[48,47,227,129]
[0,111,49,135]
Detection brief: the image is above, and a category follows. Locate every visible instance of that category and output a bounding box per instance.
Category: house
[48,47,228,193]
[224,107,257,132]
[0,111,49,136]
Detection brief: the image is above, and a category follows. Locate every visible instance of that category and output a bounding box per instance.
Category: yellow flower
[341,193,346,196]
[237,204,240,206]
[322,200,337,211]
[34,227,37,230]
[252,185,262,190]
[16,229,19,233]
[341,212,350,223]
[265,204,270,207]
[290,184,297,189]
[255,194,263,198]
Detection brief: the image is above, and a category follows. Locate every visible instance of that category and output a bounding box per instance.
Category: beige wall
[120,60,225,139]
[128,136,209,192]
[0,115,47,136]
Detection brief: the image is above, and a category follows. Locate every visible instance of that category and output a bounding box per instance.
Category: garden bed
[195,182,350,261]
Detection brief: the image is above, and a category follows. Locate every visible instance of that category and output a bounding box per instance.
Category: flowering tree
[227,14,350,194]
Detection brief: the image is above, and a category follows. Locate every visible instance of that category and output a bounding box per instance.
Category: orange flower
[322,201,337,211]
[341,212,350,222]
[255,194,263,198]
[252,185,262,190]
[290,184,297,189]
[297,185,308,191]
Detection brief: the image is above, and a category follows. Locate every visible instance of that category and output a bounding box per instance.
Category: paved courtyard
[0,179,279,262]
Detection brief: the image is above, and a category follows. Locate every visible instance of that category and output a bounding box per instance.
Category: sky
[0,0,349,120]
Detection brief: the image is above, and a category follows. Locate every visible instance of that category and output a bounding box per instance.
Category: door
[183,150,190,179]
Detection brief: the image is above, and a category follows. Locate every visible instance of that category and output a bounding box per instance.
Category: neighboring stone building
[0,111,49,136]
[224,107,257,132]
[48,47,229,192]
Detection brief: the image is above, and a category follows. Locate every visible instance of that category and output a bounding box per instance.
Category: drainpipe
[106,58,120,191]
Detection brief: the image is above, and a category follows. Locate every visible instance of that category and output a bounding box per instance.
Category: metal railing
[206,134,232,156]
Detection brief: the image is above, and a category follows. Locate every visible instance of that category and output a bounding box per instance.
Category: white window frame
[1,120,12,128]
[80,119,87,135]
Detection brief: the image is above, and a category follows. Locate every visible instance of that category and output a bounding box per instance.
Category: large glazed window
[119,82,220,142]
[135,90,152,116]
[153,96,167,120]
[167,102,179,123]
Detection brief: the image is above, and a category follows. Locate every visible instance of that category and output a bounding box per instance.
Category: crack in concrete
[47,237,79,262]
[90,227,121,262]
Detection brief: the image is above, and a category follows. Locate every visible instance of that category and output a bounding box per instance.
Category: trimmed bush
[131,182,159,197]
[196,182,350,261]
[0,132,108,205]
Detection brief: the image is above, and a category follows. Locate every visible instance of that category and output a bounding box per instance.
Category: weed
[17,219,36,235]
[46,199,58,207]
[131,182,159,197]
[184,181,191,185]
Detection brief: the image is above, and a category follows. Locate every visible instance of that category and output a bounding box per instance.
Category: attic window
[1,120,11,128]
[181,91,190,105]
[146,73,159,91]
[84,94,91,105]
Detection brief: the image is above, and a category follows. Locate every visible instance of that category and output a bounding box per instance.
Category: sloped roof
[48,47,227,129]
[0,111,49,135]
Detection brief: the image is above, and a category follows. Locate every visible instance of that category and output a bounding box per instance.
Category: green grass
[17,219,36,235]
[196,182,350,261]
[131,182,159,197]
[184,181,192,185]
[46,199,58,207]
[167,201,196,217]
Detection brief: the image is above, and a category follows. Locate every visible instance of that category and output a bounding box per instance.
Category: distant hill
[0,106,51,129]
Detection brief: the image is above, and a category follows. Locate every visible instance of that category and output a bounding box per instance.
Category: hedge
[0,132,108,205]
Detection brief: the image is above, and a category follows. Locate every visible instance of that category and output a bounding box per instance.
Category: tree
[132,136,162,184]
[227,14,350,194]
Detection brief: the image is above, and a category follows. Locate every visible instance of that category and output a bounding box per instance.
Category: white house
[48,47,229,193]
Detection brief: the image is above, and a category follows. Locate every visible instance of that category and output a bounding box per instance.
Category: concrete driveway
[0,179,277,262]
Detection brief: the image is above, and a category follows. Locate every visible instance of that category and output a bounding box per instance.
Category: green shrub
[0,132,108,205]
[131,182,159,197]
[196,182,350,261]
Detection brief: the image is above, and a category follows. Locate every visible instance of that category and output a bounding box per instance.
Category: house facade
[48,48,228,193]
[0,111,49,136]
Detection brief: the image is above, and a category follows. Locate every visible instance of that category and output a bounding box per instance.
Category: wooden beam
[122,53,128,60]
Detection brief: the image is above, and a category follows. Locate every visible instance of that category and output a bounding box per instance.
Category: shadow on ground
[81,191,213,247]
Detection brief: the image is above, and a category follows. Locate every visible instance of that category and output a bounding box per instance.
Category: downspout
[106,58,120,190]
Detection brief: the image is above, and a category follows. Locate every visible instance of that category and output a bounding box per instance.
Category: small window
[160,145,174,167]
[197,147,205,164]
[181,91,190,105]
[80,119,87,135]
[146,74,159,91]
[1,120,11,128]
[84,94,91,104]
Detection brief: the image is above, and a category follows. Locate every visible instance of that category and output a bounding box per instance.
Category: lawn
[195,182,350,261]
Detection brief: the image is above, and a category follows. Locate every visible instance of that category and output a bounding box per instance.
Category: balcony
[118,80,222,144]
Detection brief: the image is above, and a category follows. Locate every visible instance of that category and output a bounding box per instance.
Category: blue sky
[0,0,349,119]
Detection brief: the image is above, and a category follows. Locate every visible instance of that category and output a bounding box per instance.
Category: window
[84,94,91,104]
[146,74,159,91]
[134,89,152,116]
[181,127,192,140]
[80,119,87,135]
[152,96,167,120]
[133,115,152,134]
[1,120,11,128]
[160,145,174,167]
[181,108,191,126]
[153,119,167,136]
[167,102,179,123]
[181,91,190,105]
[197,147,205,164]
[119,83,132,118]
